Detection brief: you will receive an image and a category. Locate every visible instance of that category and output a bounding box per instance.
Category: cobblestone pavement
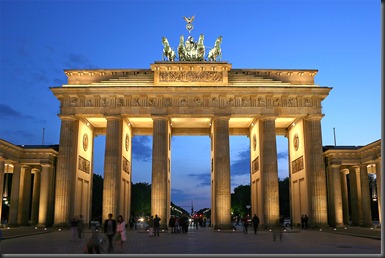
[0,224,382,256]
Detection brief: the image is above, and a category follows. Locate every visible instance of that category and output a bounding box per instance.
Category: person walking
[103,213,117,253]
[77,214,84,240]
[116,215,127,253]
[153,214,161,237]
[243,215,249,234]
[70,216,78,241]
[252,214,260,234]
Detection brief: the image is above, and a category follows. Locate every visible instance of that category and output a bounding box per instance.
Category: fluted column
[19,166,32,225]
[8,163,21,225]
[30,169,41,225]
[259,117,279,227]
[54,116,78,226]
[103,116,123,221]
[359,164,372,227]
[349,166,360,226]
[340,170,350,225]
[151,116,170,228]
[375,159,381,225]
[303,116,328,226]
[0,159,4,223]
[212,116,232,229]
[328,164,343,226]
[38,164,54,227]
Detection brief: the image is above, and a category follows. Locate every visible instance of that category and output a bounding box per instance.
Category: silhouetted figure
[252,214,260,234]
[153,214,161,237]
[243,215,249,234]
[103,213,117,252]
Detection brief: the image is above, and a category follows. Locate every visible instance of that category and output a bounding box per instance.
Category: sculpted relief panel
[65,95,320,109]
[159,71,223,82]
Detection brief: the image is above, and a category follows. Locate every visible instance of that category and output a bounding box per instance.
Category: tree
[130,182,151,217]
[231,185,250,216]
[279,177,290,218]
[91,174,103,221]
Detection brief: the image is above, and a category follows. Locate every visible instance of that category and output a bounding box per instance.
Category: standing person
[243,215,249,234]
[252,214,260,234]
[116,215,127,253]
[77,214,84,240]
[153,214,161,237]
[301,214,306,230]
[104,213,117,253]
[304,214,309,229]
[148,216,154,237]
[70,216,78,241]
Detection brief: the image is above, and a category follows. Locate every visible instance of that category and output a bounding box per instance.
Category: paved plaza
[0,223,382,256]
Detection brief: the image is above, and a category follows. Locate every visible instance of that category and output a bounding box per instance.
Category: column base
[213,224,234,230]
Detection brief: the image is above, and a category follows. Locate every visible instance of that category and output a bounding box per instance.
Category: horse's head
[217,36,223,44]
[162,36,169,46]
[198,34,204,43]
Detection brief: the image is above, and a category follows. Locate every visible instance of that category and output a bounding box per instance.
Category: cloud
[230,149,250,176]
[132,136,152,162]
[0,103,24,120]
[63,53,97,69]
[187,173,211,187]
[277,151,288,160]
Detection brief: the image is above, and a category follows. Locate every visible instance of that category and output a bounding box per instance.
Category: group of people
[242,214,260,234]
[83,213,127,254]
[147,214,162,237]
[301,214,309,229]
[70,214,84,241]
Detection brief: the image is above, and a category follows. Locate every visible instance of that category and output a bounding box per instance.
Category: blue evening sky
[0,0,381,211]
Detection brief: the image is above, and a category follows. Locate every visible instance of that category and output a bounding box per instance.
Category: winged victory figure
[183,15,195,24]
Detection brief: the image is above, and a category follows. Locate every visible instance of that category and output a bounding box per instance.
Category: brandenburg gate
[50,59,332,229]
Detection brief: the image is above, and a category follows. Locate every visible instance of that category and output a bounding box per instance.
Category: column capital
[21,165,33,170]
[304,114,325,121]
[151,115,169,121]
[212,115,230,121]
[329,161,342,168]
[105,115,122,121]
[40,162,53,168]
[58,115,77,121]
[259,115,277,121]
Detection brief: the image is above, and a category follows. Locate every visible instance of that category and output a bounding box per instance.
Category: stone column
[19,166,32,225]
[54,116,78,227]
[349,166,360,226]
[340,169,350,225]
[0,159,4,224]
[151,116,170,228]
[8,163,21,226]
[30,169,41,225]
[259,117,279,227]
[375,159,381,225]
[359,164,372,227]
[303,115,328,226]
[212,116,232,229]
[328,164,343,227]
[38,164,54,227]
[103,116,123,221]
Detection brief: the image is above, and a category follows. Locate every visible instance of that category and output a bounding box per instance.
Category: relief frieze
[292,156,304,174]
[62,95,319,109]
[78,155,90,174]
[159,71,223,82]
[252,156,259,174]
[123,156,130,174]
